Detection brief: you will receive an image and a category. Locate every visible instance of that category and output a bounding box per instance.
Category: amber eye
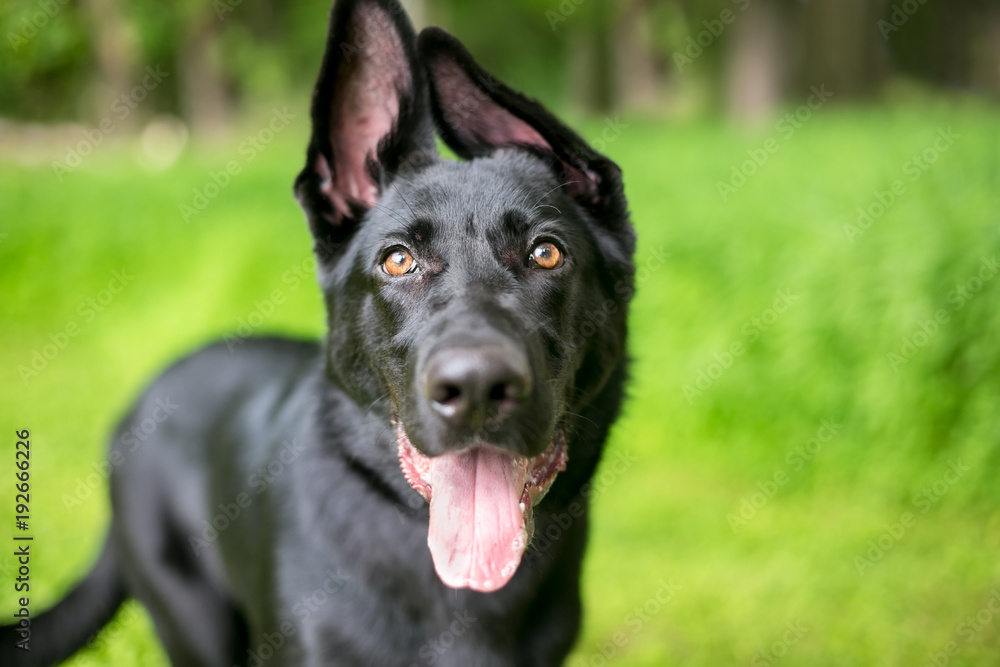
[382,248,415,275]
[529,241,564,270]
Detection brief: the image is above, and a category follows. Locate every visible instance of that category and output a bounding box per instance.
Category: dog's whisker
[371,202,410,227]
[533,204,563,216]
[391,183,419,220]
[562,410,599,430]
[361,392,389,420]
[530,180,580,212]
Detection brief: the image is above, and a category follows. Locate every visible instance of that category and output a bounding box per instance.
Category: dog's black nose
[424,347,531,429]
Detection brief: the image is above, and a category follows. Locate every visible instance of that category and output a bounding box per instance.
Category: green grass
[2,99,999,665]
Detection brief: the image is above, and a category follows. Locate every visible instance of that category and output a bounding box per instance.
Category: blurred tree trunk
[569,16,615,114]
[611,0,664,112]
[179,12,231,138]
[724,0,785,123]
[969,4,1000,93]
[81,0,138,122]
[934,0,974,88]
[792,0,887,99]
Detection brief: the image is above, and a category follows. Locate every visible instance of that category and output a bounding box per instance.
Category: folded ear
[295,0,435,254]
[417,26,627,225]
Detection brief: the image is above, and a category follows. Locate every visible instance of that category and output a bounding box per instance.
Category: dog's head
[295,0,635,593]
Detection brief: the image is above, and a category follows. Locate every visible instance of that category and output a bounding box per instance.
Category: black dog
[2,0,634,664]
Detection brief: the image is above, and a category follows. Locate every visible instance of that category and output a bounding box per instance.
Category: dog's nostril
[488,381,521,403]
[432,383,462,406]
[424,347,531,427]
[488,383,508,403]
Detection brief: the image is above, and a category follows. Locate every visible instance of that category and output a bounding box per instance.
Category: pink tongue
[427,447,529,592]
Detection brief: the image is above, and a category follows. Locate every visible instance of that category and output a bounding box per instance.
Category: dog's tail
[0,536,127,667]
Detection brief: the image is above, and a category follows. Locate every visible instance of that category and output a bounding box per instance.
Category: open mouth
[396,424,568,593]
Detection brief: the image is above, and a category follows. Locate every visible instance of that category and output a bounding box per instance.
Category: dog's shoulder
[112,337,321,443]
[163,336,321,383]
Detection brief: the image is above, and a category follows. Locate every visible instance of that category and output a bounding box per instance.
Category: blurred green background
[2,0,1000,665]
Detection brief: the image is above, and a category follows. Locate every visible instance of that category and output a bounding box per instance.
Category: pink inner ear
[431,59,550,151]
[327,6,410,218]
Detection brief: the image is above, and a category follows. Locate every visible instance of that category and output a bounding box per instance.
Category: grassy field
[1,99,999,666]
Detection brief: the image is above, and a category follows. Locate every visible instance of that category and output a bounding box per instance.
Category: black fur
[0,1,634,665]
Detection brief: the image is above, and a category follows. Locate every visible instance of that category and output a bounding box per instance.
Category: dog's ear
[295,0,435,257]
[417,27,627,225]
